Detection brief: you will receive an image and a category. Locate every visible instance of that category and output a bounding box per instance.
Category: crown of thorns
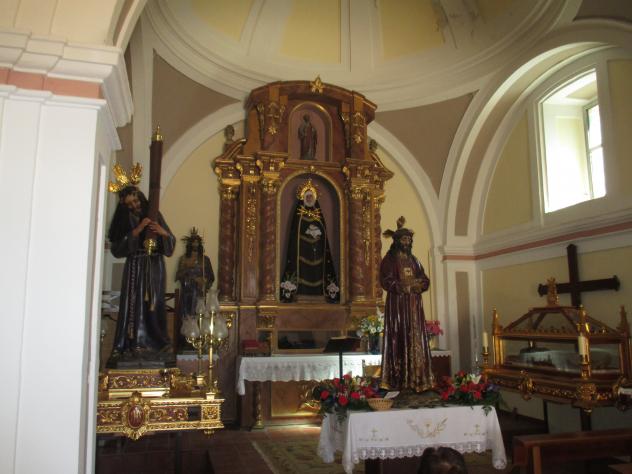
[182,227,204,244]
[382,216,414,239]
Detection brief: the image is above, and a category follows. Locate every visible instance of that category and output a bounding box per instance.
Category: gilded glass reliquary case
[484,279,631,410]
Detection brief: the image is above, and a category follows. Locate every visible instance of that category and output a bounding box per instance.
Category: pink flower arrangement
[425,320,443,337]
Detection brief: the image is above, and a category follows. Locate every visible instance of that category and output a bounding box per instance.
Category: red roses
[438,372,500,414]
[313,375,379,420]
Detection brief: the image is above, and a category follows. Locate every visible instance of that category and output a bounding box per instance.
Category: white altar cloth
[236,354,382,395]
[318,406,507,473]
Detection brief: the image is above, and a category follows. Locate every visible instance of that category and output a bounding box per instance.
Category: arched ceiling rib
[145,0,578,110]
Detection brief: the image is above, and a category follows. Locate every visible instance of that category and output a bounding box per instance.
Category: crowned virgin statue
[280,179,339,303]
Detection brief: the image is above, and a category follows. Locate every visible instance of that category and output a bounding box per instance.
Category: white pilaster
[0,86,118,474]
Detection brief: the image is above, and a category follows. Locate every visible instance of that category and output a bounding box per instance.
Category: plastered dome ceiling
[146,0,577,109]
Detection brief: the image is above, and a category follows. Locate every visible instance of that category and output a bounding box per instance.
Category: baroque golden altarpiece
[213,78,393,425]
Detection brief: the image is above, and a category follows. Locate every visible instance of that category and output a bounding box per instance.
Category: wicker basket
[367,398,394,411]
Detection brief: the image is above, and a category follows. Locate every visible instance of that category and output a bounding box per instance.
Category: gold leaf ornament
[108,162,143,193]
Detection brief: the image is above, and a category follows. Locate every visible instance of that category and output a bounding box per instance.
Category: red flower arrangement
[312,374,379,421]
[438,371,500,414]
[425,320,443,337]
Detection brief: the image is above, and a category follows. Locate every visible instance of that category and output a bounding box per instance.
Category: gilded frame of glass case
[483,284,631,410]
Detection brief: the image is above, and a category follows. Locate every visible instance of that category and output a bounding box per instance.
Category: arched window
[539,69,605,213]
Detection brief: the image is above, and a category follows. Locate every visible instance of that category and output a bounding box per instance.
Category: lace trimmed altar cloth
[236,352,451,395]
[318,405,507,473]
[236,354,382,395]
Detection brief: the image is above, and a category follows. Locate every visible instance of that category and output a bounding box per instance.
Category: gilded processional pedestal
[213,78,393,426]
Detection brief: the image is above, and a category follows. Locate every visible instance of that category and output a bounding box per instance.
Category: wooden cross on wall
[537,244,620,307]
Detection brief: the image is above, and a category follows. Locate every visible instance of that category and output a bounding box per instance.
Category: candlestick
[578,334,587,356]
[482,331,489,350]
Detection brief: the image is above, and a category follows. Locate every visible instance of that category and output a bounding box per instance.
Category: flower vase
[428,336,438,350]
[368,334,381,354]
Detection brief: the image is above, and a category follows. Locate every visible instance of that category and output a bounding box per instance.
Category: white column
[0,86,117,474]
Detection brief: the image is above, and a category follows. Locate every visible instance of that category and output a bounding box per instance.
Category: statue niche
[288,105,330,162]
[279,175,341,303]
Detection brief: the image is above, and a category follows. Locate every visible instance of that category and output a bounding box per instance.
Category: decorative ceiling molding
[442,20,632,250]
[143,0,576,111]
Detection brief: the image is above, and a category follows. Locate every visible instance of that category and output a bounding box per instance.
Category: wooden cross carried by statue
[537,243,620,307]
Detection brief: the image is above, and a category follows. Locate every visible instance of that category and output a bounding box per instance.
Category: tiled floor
[96,410,558,474]
[96,411,540,474]
[96,423,322,474]
[95,413,629,474]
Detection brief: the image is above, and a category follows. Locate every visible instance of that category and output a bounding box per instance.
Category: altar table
[236,351,451,395]
[236,354,382,396]
[318,406,507,473]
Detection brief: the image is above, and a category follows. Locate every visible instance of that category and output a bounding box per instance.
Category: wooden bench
[513,429,632,474]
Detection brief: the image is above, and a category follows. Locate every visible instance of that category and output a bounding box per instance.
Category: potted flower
[312,374,378,421]
[438,371,501,414]
[356,312,384,354]
[425,319,443,349]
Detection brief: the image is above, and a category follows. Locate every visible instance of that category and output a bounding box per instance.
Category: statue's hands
[132,217,152,237]
[148,220,170,237]
[410,278,429,294]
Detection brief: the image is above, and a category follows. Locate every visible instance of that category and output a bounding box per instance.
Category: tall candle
[482,331,489,349]
[578,334,587,356]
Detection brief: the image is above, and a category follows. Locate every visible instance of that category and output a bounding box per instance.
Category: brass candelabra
[180,288,228,399]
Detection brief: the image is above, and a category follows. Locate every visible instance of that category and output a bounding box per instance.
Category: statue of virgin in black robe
[106,186,176,367]
[280,179,339,303]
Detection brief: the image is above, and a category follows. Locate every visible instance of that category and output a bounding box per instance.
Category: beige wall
[0,0,124,44]
[483,246,632,337]
[153,54,238,154]
[379,0,443,58]
[483,113,532,234]
[607,59,632,198]
[161,122,245,292]
[378,146,434,319]
[192,0,253,41]
[376,93,473,195]
[280,0,341,63]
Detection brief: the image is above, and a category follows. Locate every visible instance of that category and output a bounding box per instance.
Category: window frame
[538,69,600,214]
[527,49,626,228]
[582,100,605,200]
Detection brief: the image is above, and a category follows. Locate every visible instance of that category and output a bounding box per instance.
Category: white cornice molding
[0,28,132,128]
[474,204,632,256]
[476,229,632,271]
[115,0,148,50]
[144,3,265,100]
[439,204,632,262]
